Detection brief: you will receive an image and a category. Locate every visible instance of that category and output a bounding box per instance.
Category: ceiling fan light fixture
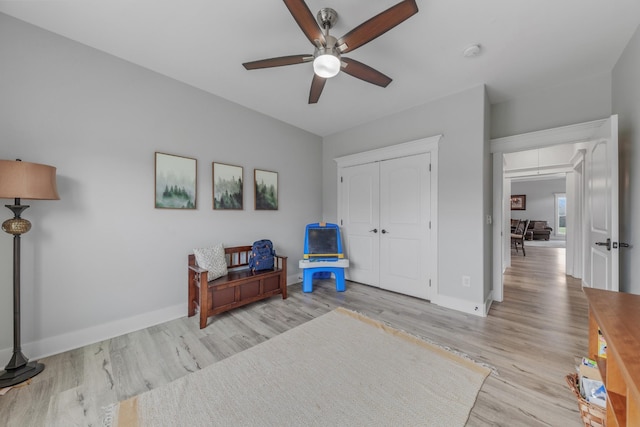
[313,50,341,78]
[243,0,419,102]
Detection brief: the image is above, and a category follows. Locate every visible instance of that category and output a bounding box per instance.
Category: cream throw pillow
[193,243,228,280]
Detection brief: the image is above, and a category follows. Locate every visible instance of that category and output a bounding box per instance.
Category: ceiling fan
[242,0,419,104]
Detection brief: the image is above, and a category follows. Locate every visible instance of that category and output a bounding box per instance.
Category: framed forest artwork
[254,169,278,210]
[155,152,196,209]
[213,162,243,210]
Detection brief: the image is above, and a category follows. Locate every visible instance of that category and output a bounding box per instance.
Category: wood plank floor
[0,246,586,426]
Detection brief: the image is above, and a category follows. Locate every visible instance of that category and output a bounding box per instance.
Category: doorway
[508,173,568,249]
[491,117,616,302]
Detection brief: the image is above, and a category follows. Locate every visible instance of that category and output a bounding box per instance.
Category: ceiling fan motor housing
[314,35,340,57]
[317,8,338,30]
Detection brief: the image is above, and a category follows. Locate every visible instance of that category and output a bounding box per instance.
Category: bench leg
[280,257,288,299]
[198,271,209,329]
[188,268,196,317]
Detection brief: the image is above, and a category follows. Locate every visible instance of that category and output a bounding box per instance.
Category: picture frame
[155,152,197,209]
[213,162,243,210]
[254,169,278,210]
[510,194,526,211]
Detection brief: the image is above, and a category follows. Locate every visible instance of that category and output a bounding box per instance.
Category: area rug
[111,307,490,427]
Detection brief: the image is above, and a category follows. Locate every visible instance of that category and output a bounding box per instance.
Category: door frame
[335,135,442,299]
[490,119,607,302]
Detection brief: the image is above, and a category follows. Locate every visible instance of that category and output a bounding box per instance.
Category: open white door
[585,115,619,291]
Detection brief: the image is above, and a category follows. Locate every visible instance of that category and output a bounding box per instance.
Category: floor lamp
[0,159,59,388]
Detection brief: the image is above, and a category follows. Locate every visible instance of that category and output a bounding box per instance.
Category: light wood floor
[1,246,586,426]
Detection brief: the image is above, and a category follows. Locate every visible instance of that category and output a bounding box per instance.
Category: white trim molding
[335,134,443,168]
[490,119,607,153]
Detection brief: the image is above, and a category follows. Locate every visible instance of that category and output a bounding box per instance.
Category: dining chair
[511,219,529,256]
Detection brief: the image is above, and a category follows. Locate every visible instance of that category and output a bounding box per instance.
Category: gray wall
[613,24,640,295]
[492,23,640,296]
[323,85,491,310]
[510,178,566,232]
[491,72,612,139]
[0,14,323,359]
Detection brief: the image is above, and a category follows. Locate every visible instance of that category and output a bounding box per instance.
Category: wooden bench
[188,246,288,328]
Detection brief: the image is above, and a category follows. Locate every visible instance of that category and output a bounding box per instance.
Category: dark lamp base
[0,361,45,388]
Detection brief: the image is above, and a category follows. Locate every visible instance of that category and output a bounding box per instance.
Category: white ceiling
[1,0,639,137]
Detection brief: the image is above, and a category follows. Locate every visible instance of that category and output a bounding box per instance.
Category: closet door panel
[341,162,380,286]
[379,154,431,299]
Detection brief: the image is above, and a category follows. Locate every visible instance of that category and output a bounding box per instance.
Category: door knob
[595,238,611,251]
[369,228,378,233]
[381,229,388,234]
[613,241,631,249]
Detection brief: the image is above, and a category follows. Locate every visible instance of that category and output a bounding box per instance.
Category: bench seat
[188,245,287,328]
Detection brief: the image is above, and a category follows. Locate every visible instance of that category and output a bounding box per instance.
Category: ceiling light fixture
[313,47,341,79]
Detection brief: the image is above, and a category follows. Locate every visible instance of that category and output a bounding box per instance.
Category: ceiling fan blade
[341,58,392,87]
[283,0,325,46]
[337,0,418,54]
[309,74,327,104]
[243,54,312,70]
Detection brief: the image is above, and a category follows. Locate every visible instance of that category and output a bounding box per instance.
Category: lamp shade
[0,159,60,200]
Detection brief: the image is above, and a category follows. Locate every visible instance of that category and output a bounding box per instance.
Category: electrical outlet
[462,276,471,287]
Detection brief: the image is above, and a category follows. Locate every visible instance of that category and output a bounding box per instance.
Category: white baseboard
[484,291,494,316]
[0,303,185,362]
[1,279,297,363]
[434,294,488,317]
[287,274,301,286]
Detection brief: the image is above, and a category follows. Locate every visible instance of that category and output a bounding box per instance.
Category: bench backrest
[188,246,254,270]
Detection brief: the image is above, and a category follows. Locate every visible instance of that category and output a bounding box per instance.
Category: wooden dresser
[583,288,640,426]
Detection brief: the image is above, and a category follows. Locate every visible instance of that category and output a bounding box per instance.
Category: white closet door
[341,162,380,286]
[340,153,431,299]
[379,153,431,299]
